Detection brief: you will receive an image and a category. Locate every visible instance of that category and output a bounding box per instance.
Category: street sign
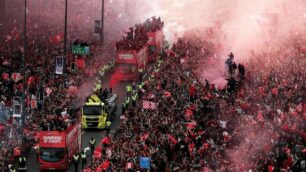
[13,97,22,118]
[55,56,64,75]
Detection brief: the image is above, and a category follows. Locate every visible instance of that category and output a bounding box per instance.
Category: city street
[27,64,127,172]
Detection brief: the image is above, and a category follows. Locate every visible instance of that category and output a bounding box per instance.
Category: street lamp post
[101,0,104,47]
[21,0,27,140]
[64,0,68,54]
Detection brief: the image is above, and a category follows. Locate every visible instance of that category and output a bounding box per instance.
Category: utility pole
[0,0,5,24]
[64,0,68,54]
[21,0,27,142]
[101,0,105,47]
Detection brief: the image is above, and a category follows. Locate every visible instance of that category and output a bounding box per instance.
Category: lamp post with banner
[101,0,105,46]
[20,0,27,142]
[64,0,68,55]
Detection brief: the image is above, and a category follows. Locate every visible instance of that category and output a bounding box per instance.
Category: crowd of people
[85,31,305,171]
[0,3,113,170]
[1,2,306,171]
[116,16,164,51]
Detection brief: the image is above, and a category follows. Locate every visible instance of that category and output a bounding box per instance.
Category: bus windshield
[40,148,65,162]
[83,105,102,116]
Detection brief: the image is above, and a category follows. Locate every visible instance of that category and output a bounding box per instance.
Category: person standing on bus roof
[89,137,96,156]
[73,153,80,172]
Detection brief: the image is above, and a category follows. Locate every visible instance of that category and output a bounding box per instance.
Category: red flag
[140,132,149,141]
[100,160,110,170]
[76,58,85,69]
[101,137,110,145]
[93,146,102,159]
[164,91,171,98]
[54,33,63,44]
[2,73,9,80]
